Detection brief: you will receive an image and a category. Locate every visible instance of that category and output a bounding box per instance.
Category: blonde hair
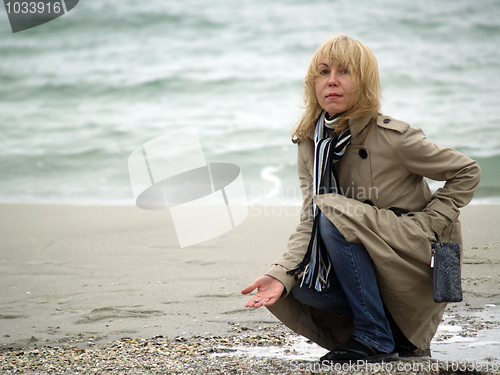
[293,35,381,140]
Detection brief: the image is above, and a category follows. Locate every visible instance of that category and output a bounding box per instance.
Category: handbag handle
[430,232,441,268]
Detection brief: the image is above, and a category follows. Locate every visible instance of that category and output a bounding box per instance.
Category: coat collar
[348,114,377,139]
[305,113,377,141]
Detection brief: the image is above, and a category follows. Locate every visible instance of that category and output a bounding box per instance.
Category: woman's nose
[328,71,339,86]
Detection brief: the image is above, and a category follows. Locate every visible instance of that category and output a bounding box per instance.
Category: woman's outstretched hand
[241,275,285,308]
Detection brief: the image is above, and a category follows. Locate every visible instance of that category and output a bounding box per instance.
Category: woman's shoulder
[365,114,427,153]
[296,136,314,155]
[375,114,411,134]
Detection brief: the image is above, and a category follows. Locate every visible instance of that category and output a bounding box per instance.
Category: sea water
[1,0,499,206]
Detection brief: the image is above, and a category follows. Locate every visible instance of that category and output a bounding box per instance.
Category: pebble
[1,323,499,374]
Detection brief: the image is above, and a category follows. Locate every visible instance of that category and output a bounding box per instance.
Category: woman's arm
[397,127,481,234]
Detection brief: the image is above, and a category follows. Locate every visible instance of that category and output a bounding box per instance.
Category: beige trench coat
[265,114,481,351]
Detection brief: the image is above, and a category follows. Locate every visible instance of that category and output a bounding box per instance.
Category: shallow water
[219,304,500,364]
[432,305,500,363]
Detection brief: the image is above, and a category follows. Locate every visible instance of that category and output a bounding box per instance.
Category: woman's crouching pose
[242,35,480,364]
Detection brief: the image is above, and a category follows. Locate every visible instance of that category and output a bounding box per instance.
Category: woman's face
[314,59,355,116]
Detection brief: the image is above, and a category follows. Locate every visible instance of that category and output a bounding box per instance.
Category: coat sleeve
[265,141,314,295]
[397,127,481,235]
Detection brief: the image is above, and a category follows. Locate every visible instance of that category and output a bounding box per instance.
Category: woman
[241,35,481,363]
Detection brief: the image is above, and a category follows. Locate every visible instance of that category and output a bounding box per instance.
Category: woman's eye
[341,69,349,74]
[320,69,329,75]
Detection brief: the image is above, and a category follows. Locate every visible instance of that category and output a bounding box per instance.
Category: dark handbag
[430,235,463,303]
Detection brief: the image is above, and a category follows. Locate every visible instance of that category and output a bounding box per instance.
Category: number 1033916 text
[5,2,62,14]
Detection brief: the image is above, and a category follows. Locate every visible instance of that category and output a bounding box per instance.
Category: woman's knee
[318,212,344,241]
[291,283,352,315]
[318,212,369,261]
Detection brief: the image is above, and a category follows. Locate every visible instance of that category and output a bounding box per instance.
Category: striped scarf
[287,111,352,291]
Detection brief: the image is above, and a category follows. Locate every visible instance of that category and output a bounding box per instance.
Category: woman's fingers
[242,275,284,308]
[240,281,259,295]
[244,295,260,308]
[243,290,280,308]
[243,290,267,308]
[247,296,269,309]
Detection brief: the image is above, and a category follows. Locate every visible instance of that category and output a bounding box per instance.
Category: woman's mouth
[326,93,342,99]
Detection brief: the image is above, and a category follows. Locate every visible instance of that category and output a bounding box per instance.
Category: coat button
[364,199,374,206]
[383,118,391,124]
[359,149,368,159]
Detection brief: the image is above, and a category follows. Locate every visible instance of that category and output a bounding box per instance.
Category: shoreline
[1,203,499,370]
[1,322,499,374]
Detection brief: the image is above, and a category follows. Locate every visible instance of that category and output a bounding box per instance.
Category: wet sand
[0,203,499,366]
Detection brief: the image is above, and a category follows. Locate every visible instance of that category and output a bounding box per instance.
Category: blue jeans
[292,212,394,353]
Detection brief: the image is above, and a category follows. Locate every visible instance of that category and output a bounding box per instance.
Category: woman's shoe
[320,335,399,364]
[392,332,431,358]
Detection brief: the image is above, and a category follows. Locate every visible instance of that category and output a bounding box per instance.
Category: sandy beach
[0,204,301,349]
[1,203,499,373]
